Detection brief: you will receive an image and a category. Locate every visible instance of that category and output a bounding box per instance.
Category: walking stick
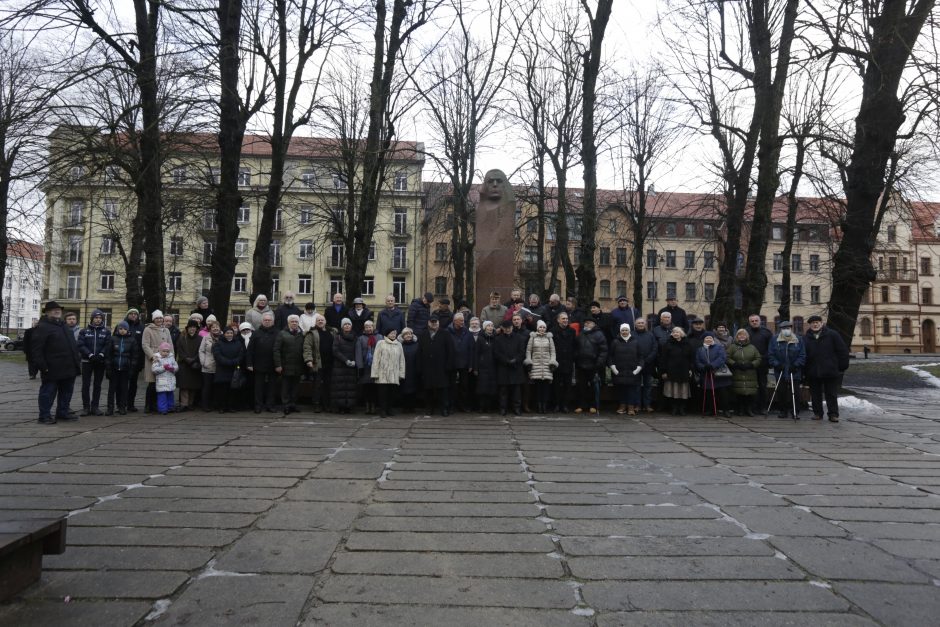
[709,370,717,416]
[789,372,798,419]
[593,372,601,414]
[766,370,785,414]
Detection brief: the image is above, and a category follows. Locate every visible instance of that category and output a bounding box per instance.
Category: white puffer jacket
[525,332,557,381]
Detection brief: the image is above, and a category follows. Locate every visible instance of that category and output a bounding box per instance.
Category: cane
[709,370,717,416]
[789,371,798,419]
[766,370,785,414]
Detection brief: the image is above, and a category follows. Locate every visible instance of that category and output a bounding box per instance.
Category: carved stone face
[483,170,507,201]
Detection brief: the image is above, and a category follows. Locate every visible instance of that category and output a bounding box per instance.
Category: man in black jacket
[574,318,608,414]
[550,312,577,412]
[747,314,774,415]
[658,296,689,332]
[804,315,850,422]
[30,301,81,424]
[247,312,280,412]
[418,314,455,415]
[632,317,659,412]
[123,308,145,412]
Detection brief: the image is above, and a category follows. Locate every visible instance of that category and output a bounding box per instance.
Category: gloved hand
[609,365,619,376]
[165,365,175,372]
[346,360,356,367]
[508,358,517,365]
[632,366,642,375]
[97,352,105,361]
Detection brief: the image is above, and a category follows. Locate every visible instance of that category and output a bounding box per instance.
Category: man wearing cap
[768,321,806,419]
[574,317,608,414]
[588,301,612,344]
[804,315,850,422]
[30,301,82,424]
[610,295,640,339]
[123,308,145,411]
[407,292,433,335]
[274,291,303,330]
[480,291,508,326]
[417,314,455,415]
[324,293,348,332]
[658,296,689,332]
[434,298,454,330]
[77,308,111,416]
[686,316,709,351]
[142,310,172,413]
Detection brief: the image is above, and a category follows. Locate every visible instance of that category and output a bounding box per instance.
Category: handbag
[230,366,246,390]
[714,364,732,378]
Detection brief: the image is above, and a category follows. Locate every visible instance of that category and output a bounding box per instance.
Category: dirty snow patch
[145,599,172,620]
[903,363,940,389]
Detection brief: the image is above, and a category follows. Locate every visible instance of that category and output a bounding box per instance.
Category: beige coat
[198,334,218,374]
[525,332,557,381]
[370,337,406,385]
[142,323,172,383]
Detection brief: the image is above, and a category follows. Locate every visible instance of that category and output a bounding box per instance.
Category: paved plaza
[0,359,939,626]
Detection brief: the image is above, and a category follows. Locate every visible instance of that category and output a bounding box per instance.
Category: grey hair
[287,314,301,323]
[261,311,275,320]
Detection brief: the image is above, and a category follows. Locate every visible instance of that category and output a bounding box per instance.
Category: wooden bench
[0,518,68,602]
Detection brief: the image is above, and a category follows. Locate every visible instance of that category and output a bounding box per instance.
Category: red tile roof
[7,240,43,261]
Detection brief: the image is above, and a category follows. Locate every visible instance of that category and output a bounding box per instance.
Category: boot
[677,401,686,416]
[670,401,679,416]
[627,405,637,416]
[616,403,627,415]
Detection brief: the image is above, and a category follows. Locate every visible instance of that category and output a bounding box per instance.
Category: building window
[67,235,82,263]
[887,224,896,243]
[683,222,695,237]
[810,254,820,272]
[101,236,116,255]
[666,282,676,299]
[792,285,802,303]
[923,287,933,305]
[685,282,696,301]
[235,238,248,258]
[299,205,313,225]
[684,250,695,269]
[172,166,187,184]
[921,257,932,275]
[362,276,375,296]
[271,274,281,302]
[702,223,714,238]
[599,247,610,266]
[393,171,408,191]
[901,317,913,336]
[270,239,282,266]
[208,167,220,185]
[329,276,344,297]
[368,241,377,261]
[238,167,251,186]
[103,199,119,219]
[899,285,911,303]
[811,285,821,304]
[231,310,246,325]
[202,209,217,231]
[703,250,715,269]
[299,239,314,259]
[298,274,312,295]
[167,272,182,292]
[704,282,715,301]
[237,205,250,224]
[526,217,538,234]
[99,271,115,291]
[773,284,783,302]
[882,317,891,336]
[616,280,627,298]
[773,253,783,271]
[436,242,448,262]
[233,273,247,293]
[202,241,215,265]
[881,286,889,303]
[615,247,627,266]
[393,244,407,270]
[330,241,345,268]
[772,226,783,240]
[434,276,447,296]
[274,207,284,231]
[646,249,657,268]
[392,278,406,304]
[791,254,802,271]
[665,250,676,268]
[599,280,611,298]
[394,207,407,234]
[201,275,212,294]
[301,170,316,188]
[332,173,348,189]
[68,200,83,226]
[170,237,184,256]
[860,318,872,337]
[66,271,81,299]
[646,281,657,301]
[664,222,677,236]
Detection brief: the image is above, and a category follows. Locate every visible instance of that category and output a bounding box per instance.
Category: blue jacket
[376,307,405,336]
[609,306,641,337]
[107,333,138,372]
[407,298,431,334]
[447,324,475,370]
[768,333,806,381]
[696,342,732,389]
[77,313,111,363]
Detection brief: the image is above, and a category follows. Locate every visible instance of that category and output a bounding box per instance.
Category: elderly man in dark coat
[494,319,528,415]
[417,314,455,416]
[247,311,279,413]
[30,301,81,424]
[803,315,850,422]
[746,313,774,415]
[550,311,578,412]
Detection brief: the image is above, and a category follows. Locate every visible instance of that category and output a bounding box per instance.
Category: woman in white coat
[371,328,406,417]
[525,320,557,413]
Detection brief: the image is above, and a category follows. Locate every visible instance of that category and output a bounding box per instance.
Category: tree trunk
[827,0,935,347]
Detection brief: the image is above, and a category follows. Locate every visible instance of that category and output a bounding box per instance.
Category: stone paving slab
[1,361,939,625]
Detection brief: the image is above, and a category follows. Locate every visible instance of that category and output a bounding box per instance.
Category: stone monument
[474,169,516,312]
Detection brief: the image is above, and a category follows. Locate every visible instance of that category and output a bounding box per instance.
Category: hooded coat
[199,334,218,374]
[371,336,406,385]
[151,353,179,393]
[525,331,557,381]
[108,330,139,373]
[726,340,762,396]
[142,323,172,383]
[407,298,431,334]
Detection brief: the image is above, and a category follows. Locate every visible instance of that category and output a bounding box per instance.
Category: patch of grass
[0,351,26,364]
[920,365,940,379]
[842,361,927,389]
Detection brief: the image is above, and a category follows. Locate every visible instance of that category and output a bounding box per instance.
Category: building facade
[2,241,43,334]
[42,130,425,326]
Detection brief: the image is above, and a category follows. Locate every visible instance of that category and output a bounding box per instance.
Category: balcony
[269,254,283,268]
[391,262,409,272]
[58,288,81,300]
[63,218,84,230]
[877,269,917,282]
[59,252,83,266]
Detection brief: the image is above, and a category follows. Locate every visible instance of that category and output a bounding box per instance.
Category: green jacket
[273,328,306,377]
[726,341,763,396]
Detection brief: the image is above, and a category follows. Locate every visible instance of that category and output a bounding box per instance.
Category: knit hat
[116,321,129,331]
[239,322,253,332]
[341,317,352,327]
[158,342,172,351]
[206,314,218,324]
[186,319,200,330]
[196,296,209,306]
[126,308,139,316]
[151,309,164,320]
[190,312,204,322]
[537,320,547,331]
[620,323,631,333]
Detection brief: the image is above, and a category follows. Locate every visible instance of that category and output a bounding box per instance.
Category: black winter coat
[274,303,303,330]
[608,335,643,385]
[804,327,849,379]
[316,327,334,371]
[400,337,421,395]
[658,337,694,383]
[747,325,774,367]
[107,333,138,373]
[575,327,608,371]
[658,305,689,331]
[246,325,278,373]
[494,330,528,385]
[632,329,659,373]
[473,333,498,395]
[417,329,455,390]
[125,317,145,363]
[434,308,454,331]
[550,325,578,374]
[349,307,373,336]
[174,332,203,390]
[77,323,110,363]
[30,317,81,381]
[212,336,245,384]
[332,332,358,408]
[406,298,431,334]
[324,304,349,332]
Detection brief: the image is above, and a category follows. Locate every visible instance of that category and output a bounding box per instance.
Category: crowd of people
[26,288,850,425]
